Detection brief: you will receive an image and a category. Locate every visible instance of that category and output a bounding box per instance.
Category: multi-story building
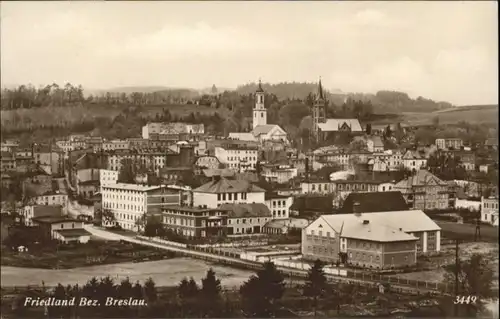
[394,170,452,210]
[302,209,441,268]
[142,122,205,140]
[435,138,464,150]
[33,145,64,176]
[301,179,335,195]
[220,203,272,235]
[368,150,404,172]
[0,151,16,171]
[261,163,298,184]
[102,140,131,151]
[33,192,69,215]
[99,169,119,186]
[402,150,427,172]
[192,177,266,209]
[76,168,100,198]
[101,183,182,231]
[481,196,499,226]
[265,193,293,219]
[162,205,228,237]
[214,145,258,172]
[107,149,168,174]
[438,149,476,171]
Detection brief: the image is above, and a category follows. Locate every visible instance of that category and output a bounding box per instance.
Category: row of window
[483,202,499,209]
[272,210,287,217]
[103,202,144,212]
[217,193,248,201]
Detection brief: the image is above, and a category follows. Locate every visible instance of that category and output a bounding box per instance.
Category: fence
[346,269,452,294]
[131,236,451,295]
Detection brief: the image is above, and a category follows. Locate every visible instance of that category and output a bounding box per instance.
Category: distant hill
[235,82,454,113]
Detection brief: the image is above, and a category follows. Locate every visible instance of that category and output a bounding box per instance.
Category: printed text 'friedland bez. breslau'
[24,297,147,307]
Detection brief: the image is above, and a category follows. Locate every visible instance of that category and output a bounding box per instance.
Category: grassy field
[401,105,498,126]
[436,220,499,242]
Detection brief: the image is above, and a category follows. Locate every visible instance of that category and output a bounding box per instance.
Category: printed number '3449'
[454,296,478,304]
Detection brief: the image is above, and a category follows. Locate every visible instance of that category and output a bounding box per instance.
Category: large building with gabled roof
[311,78,363,142]
[302,209,441,268]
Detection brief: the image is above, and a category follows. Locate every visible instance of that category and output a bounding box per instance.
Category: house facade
[162,206,228,237]
[101,183,181,230]
[394,170,452,210]
[481,196,499,226]
[192,177,265,209]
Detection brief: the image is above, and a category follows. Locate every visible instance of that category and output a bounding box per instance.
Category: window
[261,113,263,118]
[228,193,232,200]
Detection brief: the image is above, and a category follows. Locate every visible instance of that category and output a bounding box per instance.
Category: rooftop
[194,177,265,194]
[163,205,223,213]
[338,191,409,214]
[394,170,448,188]
[321,209,441,234]
[101,183,165,192]
[32,216,79,224]
[341,221,418,242]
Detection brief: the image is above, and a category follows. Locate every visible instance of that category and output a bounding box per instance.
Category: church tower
[312,77,327,140]
[253,79,267,129]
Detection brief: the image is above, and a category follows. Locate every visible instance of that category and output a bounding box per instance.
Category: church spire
[316,77,324,101]
[256,78,264,93]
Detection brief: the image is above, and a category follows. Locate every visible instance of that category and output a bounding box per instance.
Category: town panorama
[0,1,498,318]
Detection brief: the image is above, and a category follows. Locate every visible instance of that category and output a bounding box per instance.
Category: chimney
[362,220,369,225]
[353,202,361,216]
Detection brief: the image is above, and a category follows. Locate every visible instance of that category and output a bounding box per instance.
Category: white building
[261,164,298,184]
[221,203,273,235]
[229,80,288,144]
[435,138,463,150]
[214,146,258,172]
[265,193,293,219]
[101,183,181,231]
[368,150,404,172]
[107,150,167,173]
[402,150,427,172]
[100,169,119,186]
[142,122,205,139]
[193,177,266,209]
[481,196,499,226]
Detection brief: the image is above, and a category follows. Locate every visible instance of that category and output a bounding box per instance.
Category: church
[311,78,363,142]
[229,80,288,144]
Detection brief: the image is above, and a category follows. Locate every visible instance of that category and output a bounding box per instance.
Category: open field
[402,105,498,126]
[436,220,499,242]
[369,105,498,127]
[1,257,255,288]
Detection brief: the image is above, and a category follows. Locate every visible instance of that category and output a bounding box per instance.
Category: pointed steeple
[256,78,264,93]
[316,77,324,101]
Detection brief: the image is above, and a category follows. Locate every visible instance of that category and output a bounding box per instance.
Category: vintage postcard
[0,1,498,318]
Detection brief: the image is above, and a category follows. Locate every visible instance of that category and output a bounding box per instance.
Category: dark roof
[54,228,91,237]
[219,203,271,218]
[78,180,99,186]
[32,216,79,224]
[338,191,409,214]
[265,192,290,200]
[194,177,265,193]
[290,195,333,213]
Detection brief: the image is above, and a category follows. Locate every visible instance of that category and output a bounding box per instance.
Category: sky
[1,1,498,106]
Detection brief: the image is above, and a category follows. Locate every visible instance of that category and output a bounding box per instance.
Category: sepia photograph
[0,1,498,318]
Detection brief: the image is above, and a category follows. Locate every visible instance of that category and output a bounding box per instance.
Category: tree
[303,259,328,316]
[117,158,137,184]
[200,269,222,317]
[365,123,372,135]
[240,261,285,317]
[99,209,117,227]
[442,254,495,317]
[144,215,165,237]
[144,277,157,304]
